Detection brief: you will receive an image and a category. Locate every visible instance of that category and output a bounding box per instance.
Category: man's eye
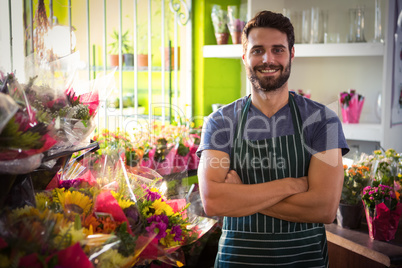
[273,48,284,53]
[252,49,263,54]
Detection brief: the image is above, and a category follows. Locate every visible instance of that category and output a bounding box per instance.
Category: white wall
[0,0,25,81]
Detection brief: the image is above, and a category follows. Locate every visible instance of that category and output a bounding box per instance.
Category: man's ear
[242,53,246,65]
[290,46,295,62]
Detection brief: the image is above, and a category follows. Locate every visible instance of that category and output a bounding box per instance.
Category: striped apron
[215,93,329,267]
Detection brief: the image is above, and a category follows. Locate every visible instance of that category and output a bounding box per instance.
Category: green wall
[192,0,242,126]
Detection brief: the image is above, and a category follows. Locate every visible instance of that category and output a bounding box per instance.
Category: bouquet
[0,72,59,176]
[357,149,402,241]
[296,89,311,99]
[358,149,401,187]
[0,155,158,267]
[362,184,402,241]
[341,164,370,205]
[339,89,365,123]
[135,179,216,266]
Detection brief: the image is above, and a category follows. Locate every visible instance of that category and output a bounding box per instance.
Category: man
[197,10,349,267]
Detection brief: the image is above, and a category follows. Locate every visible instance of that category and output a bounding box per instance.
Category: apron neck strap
[234,92,303,143]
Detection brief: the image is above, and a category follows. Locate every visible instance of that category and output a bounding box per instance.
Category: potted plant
[135,20,149,68]
[108,29,132,66]
[336,164,369,229]
[211,5,229,45]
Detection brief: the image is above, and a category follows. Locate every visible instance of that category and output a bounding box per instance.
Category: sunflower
[9,205,39,220]
[56,189,93,215]
[142,199,174,217]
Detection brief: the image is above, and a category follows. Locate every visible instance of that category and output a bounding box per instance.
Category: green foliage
[115,222,137,257]
[154,138,168,162]
[0,116,44,150]
[108,30,133,55]
[341,165,370,205]
[177,142,189,156]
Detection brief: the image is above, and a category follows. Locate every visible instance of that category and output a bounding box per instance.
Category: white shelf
[203,43,385,58]
[342,123,382,142]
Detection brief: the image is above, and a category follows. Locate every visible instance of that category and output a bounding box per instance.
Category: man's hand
[225,170,243,184]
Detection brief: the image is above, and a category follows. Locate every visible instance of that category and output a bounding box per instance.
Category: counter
[325,221,402,267]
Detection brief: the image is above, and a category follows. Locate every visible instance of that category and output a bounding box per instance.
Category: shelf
[342,123,382,142]
[90,66,177,72]
[203,43,385,58]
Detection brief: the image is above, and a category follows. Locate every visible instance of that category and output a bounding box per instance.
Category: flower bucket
[341,106,361,123]
[336,202,364,229]
[154,147,177,176]
[172,152,190,173]
[141,148,156,170]
[230,31,242,44]
[364,202,402,241]
[339,90,364,123]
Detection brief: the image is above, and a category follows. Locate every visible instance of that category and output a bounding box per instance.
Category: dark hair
[242,10,294,54]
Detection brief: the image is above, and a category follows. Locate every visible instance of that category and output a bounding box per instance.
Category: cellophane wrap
[0,151,156,267]
[24,51,115,157]
[0,72,57,174]
[364,201,402,241]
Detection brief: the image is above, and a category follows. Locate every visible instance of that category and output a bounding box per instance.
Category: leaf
[0,116,44,150]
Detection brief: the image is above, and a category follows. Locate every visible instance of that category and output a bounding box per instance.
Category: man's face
[242,27,294,93]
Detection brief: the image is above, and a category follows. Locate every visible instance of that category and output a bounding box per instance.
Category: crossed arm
[197,148,344,224]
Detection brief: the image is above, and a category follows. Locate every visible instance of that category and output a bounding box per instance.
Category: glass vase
[354,7,366,42]
[373,0,384,43]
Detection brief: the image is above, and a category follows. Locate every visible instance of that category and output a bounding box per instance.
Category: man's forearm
[259,190,337,223]
[201,177,306,217]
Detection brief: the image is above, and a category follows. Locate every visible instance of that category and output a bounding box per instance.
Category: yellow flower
[151,199,174,216]
[0,254,11,268]
[35,192,51,211]
[56,189,93,215]
[111,191,135,210]
[54,223,87,248]
[159,229,180,247]
[9,205,39,220]
[95,248,137,268]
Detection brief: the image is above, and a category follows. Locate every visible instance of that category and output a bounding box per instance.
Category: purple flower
[142,184,163,202]
[59,179,81,189]
[171,224,183,242]
[146,214,169,239]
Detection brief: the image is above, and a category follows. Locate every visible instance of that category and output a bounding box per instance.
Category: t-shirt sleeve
[304,106,350,156]
[196,112,234,158]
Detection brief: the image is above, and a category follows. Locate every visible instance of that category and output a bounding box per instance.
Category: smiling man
[197,11,350,267]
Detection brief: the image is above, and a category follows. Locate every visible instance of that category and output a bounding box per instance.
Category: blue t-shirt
[197,92,349,158]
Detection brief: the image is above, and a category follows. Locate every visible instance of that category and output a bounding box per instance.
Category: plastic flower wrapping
[0,52,115,177]
[339,89,365,123]
[0,140,216,267]
[0,72,58,174]
[357,149,402,241]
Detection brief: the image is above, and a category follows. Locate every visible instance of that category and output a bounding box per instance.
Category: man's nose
[262,51,273,64]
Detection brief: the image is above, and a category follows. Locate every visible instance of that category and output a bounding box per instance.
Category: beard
[246,59,291,93]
